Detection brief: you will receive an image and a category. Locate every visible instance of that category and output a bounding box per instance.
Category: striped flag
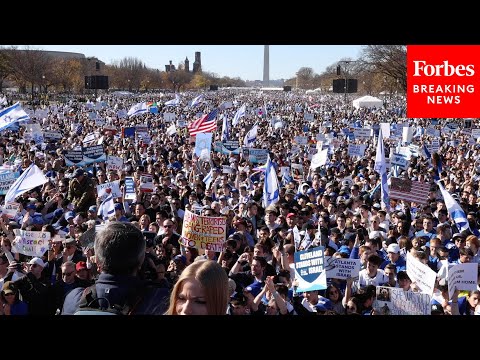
[0,102,30,132]
[263,156,279,208]
[389,177,431,204]
[243,124,258,148]
[232,104,246,127]
[164,93,181,106]
[374,128,390,212]
[4,164,48,204]
[188,108,218,136]
[190,94,204,107]
[97,193,115,221]
[127,102,148,117]
[437,181,470,233]
[203,168,213,188]
[221,115,229,142]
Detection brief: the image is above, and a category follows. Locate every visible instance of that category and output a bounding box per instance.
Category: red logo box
[407,45,480,118]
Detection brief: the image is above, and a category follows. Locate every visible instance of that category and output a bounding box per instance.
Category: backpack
[74,284,145,315]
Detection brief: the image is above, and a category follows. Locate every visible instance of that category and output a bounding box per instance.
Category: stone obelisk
[263,45,269,87]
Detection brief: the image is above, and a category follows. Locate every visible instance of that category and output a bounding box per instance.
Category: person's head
[162,219,175,235]
[386,243,401,263]
[397,271,412,291]
[325,284,341,303]
[1,281,19,304]
[61,260,77,284]
[366,254,382,276]
[166,260,229,315]
[27,257,46,278]
[467,290,480,310]
[94,222,146,276]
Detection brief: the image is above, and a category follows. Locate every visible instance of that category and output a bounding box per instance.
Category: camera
[357,228,364,241]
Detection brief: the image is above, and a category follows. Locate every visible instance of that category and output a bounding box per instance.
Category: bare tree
[359,45,407,92]
[7,46,52,99]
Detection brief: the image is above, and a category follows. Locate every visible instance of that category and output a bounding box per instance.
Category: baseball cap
[76,261,88,272]
[28,257,46,268]
[114,203,124,211]
[88,205,97,213]
[387,243,400,254]
[72,168,85,177]
[65,211,75,220]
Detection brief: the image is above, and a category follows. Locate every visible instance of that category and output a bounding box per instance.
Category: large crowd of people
[0,88,478,315]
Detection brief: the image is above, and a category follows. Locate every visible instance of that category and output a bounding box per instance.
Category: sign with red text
[180,210,226,253]
[407,45,480,118]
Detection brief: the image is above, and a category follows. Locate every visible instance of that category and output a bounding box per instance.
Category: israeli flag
[203,169,213,189]
[243,124,258,148]
[221,115,229,142]
[232,104,246,127]
[437,181,470,233]
[374,128,389,212]
[0,102,30,132]
[263,156,279,208]
[97,193,115,221]
[190,94,204,107]
[127,102,148,117]
[165,93,181,107]
[4,164,48,204]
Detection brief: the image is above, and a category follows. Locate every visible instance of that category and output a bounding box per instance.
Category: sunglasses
[163,225,173,228]
[62,272,74,277]
[3,293,15,296]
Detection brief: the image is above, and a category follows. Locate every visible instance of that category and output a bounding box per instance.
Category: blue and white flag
[190,94,204,107]
[165,93,181,107]
[0,102,30,132]
[203,168,213,189]
[127,102,148,117]
[4,164,48,204]
[263,156,280,208]
[97,193,115,221]
[437,181,470,233]
[232,104,246,127]
[221,115,229,142]
[374,128,390,212]
[243,124,258,148]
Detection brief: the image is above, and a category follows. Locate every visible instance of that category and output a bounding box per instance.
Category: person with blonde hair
[165,260,229,315]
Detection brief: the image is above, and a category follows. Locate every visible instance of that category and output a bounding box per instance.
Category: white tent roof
[352,95,383,109]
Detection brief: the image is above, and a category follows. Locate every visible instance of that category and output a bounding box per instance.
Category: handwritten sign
[447,262,478,300]
[406,252,437,296]
[12,230,51,257]
[180,209,227,253]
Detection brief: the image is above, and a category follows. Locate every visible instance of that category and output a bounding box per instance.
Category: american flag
[188,108,218,136]
[389,177,431,205]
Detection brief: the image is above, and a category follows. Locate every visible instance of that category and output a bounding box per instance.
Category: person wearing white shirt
[355,253,388,291]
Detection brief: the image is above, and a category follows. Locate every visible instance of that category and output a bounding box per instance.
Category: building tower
[193,51,202,73]
[263,45,269,87]
[185,57,190,72]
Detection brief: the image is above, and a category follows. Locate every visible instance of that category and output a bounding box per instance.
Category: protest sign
[12,230,50,257]
[294,247,327,292]
[180,210,227,253]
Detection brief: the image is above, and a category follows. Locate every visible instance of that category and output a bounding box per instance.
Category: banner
[324,257,361,279]
[63,150,85,167]
[242,148,269,164]
[180,209,227,253]
[0,202,19,217]
[447,262,478,300]
[96,180,122,201]
[0,171,19,194]
[214,141,241,155]
[406,252,437,295]
[124,177,136,201]
[294,247,327,292]
[194,132,213,160]
[82,145,106,165]
[373,286,431,315]
[139,174,153,192]
[106,156,124,172]
[12,229,51,257]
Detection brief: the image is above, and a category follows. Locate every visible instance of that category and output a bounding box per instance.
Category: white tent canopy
[352,95,383,109]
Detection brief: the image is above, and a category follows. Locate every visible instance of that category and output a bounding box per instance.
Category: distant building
[165,60,175,72]
[185,57,189,72]
[193,51,201,73]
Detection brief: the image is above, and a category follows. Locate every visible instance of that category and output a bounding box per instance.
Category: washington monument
[263,45,269,87]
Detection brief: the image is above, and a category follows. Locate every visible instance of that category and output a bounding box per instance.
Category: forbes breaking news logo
[407,45,480,118]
